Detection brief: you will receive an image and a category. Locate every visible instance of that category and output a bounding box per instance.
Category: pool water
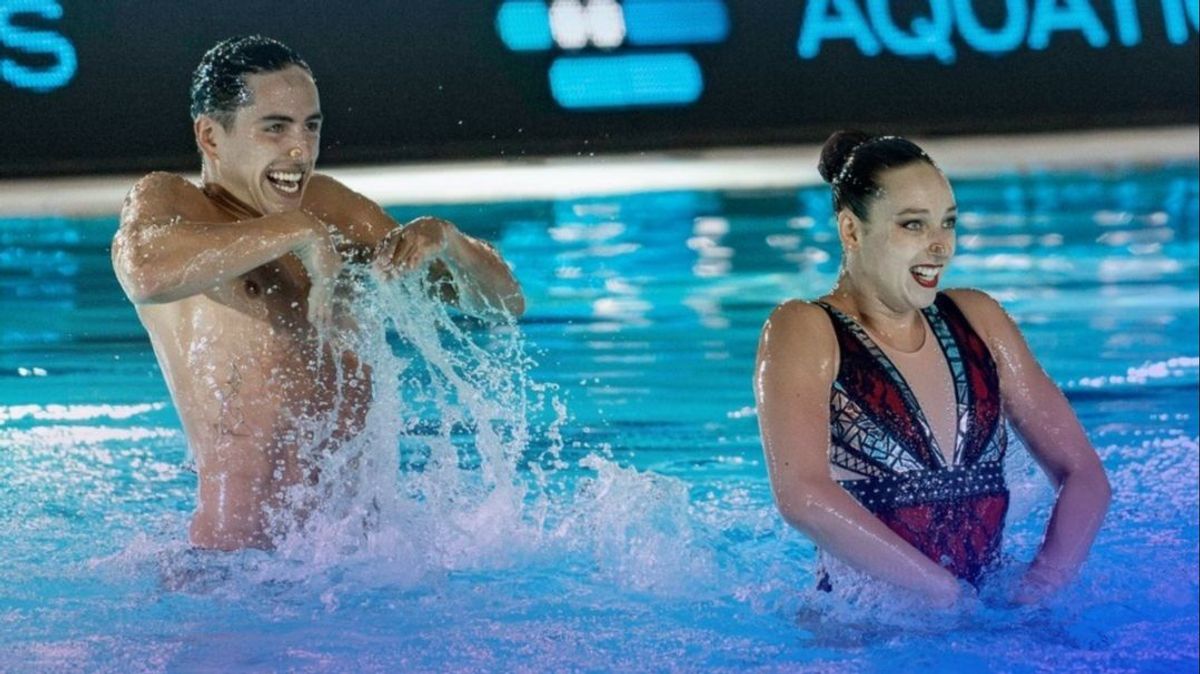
[1,162,1197,672]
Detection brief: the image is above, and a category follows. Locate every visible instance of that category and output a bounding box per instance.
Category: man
[112,36,524,551]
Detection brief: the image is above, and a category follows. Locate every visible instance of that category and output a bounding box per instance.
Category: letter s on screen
[1,0,76,93]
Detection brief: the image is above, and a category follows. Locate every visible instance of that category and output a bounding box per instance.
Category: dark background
[1,1,1196,178]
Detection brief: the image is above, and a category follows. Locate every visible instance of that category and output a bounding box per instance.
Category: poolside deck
[1,126,1196,217]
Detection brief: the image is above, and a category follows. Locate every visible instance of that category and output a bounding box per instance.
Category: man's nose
[287,134,317,161]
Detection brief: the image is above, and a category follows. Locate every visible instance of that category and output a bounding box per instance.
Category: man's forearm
[443,232,525,318]
[114,213,317,304]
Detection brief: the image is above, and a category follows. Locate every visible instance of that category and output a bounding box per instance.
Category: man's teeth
[911,266,939,280]
[267,171,302,193]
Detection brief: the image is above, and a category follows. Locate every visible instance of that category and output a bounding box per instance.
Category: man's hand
[372,217,454,279]
[294,212,343,331]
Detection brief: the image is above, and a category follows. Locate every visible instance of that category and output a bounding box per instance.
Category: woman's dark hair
[818,130,936,221]
[190,35,312,128]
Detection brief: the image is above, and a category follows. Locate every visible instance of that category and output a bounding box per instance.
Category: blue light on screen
[623,0,730,46]
[496,0,727,110]
[0,0,76,93]
[549,52,703,109]
[495,0,554,51]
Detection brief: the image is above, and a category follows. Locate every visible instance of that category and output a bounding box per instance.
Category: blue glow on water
[0,163,1197,671]
[549,53,703,108]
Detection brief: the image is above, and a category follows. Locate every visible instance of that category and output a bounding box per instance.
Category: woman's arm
[947,289,1111,603]
[755,300,962,606]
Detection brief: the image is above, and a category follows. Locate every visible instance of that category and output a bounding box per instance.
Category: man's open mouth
[266,170,304,195]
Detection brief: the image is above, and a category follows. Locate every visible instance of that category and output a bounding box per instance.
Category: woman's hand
[1011,560,1072,605]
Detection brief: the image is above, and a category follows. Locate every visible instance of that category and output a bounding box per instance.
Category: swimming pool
[1,160,1197,672]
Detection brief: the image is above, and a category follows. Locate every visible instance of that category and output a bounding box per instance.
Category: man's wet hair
[818,130,936,222]
[189,35,312,128]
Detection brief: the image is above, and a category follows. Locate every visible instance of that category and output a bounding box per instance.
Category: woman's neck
[827,272,926,349]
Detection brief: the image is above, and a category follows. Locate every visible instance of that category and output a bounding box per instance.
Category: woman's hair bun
[818,130,872,184]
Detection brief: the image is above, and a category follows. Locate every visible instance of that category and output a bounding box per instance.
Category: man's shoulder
[121,173,207,225]
[303,173,358,202]
[303,173,390,237]
[130,171,201,196]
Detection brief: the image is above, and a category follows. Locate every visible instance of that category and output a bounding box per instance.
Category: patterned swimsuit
[817,293,1009,587]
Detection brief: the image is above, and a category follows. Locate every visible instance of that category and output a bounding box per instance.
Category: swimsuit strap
[931,294,1005,466]
[817,300,946,472]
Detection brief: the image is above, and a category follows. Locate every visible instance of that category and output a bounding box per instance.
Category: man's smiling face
[205,65,322,214]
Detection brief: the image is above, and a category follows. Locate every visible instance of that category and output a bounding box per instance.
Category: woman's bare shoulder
[764,298,834,334]
[943,288,1020,345]
[759,299,838,366]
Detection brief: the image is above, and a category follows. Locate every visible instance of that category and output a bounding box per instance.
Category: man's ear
[837,210,862,252]
[194,116,222,166]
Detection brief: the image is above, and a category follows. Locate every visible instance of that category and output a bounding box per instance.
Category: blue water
[1,162,1197,672]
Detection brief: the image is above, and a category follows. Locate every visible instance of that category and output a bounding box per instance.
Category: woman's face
[848,161,957,311]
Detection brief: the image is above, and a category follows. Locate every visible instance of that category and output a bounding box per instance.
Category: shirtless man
[111,36,524,551]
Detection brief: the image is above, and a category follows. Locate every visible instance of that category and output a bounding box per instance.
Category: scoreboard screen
[2,0,1197,177]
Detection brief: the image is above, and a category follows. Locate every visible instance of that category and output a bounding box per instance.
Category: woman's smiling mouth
[910,264,942,288]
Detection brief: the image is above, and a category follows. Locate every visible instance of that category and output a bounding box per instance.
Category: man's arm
[948,289,1111,603]
[755,301,962,606]
[112,173,341,323]
[303,175,525,319]
[376,217,526,319]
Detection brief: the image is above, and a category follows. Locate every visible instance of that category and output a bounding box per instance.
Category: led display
[1,0,1195,177]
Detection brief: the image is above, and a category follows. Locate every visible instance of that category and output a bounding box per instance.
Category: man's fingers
[306,280,335,329]
[374,229,442,283]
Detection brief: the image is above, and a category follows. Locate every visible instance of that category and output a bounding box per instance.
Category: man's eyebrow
[257,113,323,123]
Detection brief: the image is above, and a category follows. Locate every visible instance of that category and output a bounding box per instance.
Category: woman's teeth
[911,265,940,287]
[267,171,302,194]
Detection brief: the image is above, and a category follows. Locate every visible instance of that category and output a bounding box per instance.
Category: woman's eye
[901,220,923,230]
[306,122,321,133]
[265,124,284,133]
[944,218,957,229]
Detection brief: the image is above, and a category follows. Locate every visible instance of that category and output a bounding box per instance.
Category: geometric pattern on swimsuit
[816,293,1010,586]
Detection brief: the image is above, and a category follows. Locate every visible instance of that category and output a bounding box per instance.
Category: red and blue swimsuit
[817,293,1009,587]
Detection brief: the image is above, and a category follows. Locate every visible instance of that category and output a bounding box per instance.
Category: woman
[754,131,1111,606]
